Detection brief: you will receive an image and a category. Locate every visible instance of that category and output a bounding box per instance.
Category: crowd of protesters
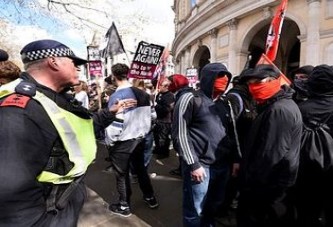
[1,40,333,227]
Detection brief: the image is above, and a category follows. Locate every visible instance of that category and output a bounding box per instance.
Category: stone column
[185,46,191,71]
[208,28,218,62]
[306,0,321,65]
[227,19,238,75]
[181,51,186,74]
[175,57,181,73]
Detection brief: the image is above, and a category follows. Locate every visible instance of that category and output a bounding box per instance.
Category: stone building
[171,0,333,78]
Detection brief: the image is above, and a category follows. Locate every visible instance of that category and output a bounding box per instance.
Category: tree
[0,0,152,42]
[0,0,173,64]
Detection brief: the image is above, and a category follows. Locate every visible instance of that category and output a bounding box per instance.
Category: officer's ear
[47,56,60,71]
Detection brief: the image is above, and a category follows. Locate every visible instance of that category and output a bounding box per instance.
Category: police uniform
[0,40,116,227]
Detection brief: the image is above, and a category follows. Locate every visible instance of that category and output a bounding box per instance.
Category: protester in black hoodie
[170,62,233,227]
[237,64,302,227]
[295,64,333,227]
[291,65,314,103]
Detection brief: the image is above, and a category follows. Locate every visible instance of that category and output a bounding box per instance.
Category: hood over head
[292,65,314,79]
[199,63,232,98]
[308,64,333,96]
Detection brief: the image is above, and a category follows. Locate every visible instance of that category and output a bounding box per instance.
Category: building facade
[172,0,333,78]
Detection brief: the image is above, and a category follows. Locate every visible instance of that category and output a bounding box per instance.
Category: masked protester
[291,65,314,103]
[295,64,333,227]
[237,64,302,227]
[170,63,235,227]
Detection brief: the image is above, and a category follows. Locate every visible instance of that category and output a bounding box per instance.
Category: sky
[1,0,175,61]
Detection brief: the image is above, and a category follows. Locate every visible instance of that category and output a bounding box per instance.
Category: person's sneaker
[109,203,132,217]
[143,196,159,209]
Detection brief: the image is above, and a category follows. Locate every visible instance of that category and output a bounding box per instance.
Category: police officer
[0,39,136,227]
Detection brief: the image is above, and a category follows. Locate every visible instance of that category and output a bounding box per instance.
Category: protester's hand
[109,99,137,113]
[191,166,206,183]
[232,163,240,177]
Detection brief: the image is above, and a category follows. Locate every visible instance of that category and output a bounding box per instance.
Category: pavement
[78,143,237,227]
[78,143,183,227]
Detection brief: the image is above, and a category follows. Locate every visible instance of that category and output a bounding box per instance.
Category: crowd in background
[1,43,333,227]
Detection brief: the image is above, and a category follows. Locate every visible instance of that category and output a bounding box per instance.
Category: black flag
[101,22,125,58]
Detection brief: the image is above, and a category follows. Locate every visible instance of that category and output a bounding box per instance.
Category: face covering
[213,76,229,98]
[248,77,281,104]
[293,78,308,93]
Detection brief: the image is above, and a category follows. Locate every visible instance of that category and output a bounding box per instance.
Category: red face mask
[213,76,229,98]
[248,77,281,104]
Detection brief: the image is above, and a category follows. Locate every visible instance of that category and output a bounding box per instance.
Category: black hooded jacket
[298,65,333,169]
[240,85,303,197]
[171,63,231,170]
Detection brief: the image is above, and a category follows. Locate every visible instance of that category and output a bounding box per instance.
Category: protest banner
[186,67,199,87]
[88,61,103,79]
[128,41,164,79]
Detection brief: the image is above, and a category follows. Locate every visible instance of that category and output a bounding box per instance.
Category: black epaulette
[0,81,36,108]
[15,81,36,97]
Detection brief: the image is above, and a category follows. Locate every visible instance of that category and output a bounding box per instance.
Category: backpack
[300,113,333,171]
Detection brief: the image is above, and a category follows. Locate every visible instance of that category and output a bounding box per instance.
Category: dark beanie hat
[293,65,314,76]
[308,64,333,96]
[241,64,280,81]
[237,68,255,83]
[0,49,9,62]
[167,74,189,93]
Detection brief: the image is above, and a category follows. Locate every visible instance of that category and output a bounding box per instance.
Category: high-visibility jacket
[0,79,97,184]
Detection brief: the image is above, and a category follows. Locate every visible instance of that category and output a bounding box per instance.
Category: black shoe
[143,196,159,209]
[109,203,131,217]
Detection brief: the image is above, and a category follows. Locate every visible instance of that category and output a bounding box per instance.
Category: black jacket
[154,90,174,122]
[298,65,333,170]
[0,73,115,226]
[240,86,302,198]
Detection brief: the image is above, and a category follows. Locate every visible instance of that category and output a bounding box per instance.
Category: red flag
[265,0,288,61]
[257,53,291,85]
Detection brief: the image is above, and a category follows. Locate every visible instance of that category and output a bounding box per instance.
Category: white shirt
[75,91,89,109]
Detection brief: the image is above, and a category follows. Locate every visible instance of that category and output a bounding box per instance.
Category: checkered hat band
[22,48,74,62]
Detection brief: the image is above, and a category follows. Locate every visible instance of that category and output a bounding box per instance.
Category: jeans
[143,131,154,167]
[182,161,230,227]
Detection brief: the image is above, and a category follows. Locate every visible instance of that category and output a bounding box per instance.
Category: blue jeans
[143,131,154,167]
[182,161,230,227]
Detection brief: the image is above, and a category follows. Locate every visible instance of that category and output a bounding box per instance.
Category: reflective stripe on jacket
[0,79,97,184]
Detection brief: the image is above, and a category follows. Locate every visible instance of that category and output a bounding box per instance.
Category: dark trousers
[237,188,296,227]
[130,139,154,198]
[35,181,86,227]
[153,121,171,157]
[295,165,333,227]
[109,138,154,206]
